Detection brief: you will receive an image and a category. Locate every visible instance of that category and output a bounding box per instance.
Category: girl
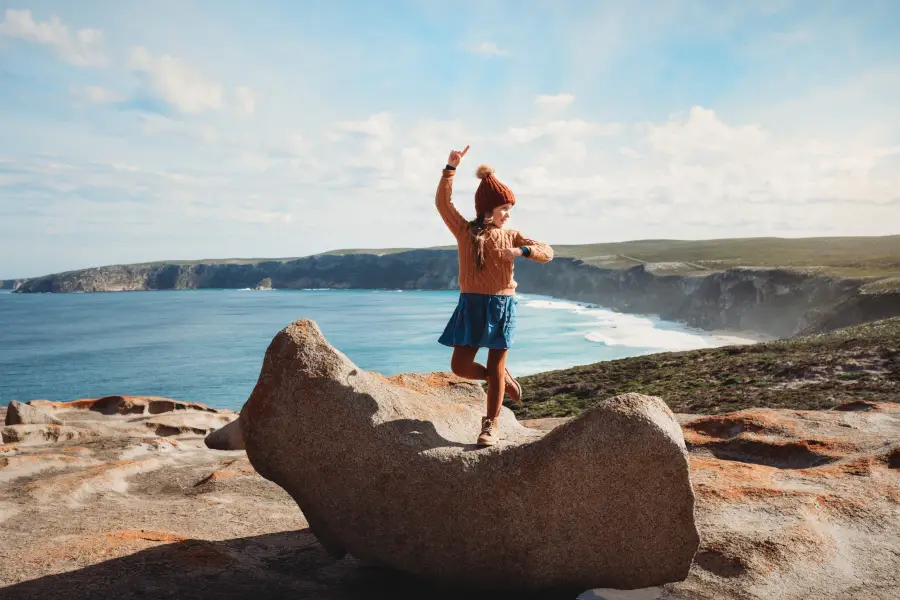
[435,145,554,446]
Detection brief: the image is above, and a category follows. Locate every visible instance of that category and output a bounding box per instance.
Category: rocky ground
[0,392,897,599]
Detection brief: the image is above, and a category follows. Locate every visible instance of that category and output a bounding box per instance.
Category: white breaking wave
[522,295,758,352]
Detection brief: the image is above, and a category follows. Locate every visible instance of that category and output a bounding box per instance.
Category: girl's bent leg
[485,348,508,420]
[451,346,488,380]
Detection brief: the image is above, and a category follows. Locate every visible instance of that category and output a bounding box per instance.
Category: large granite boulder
[5,400,63,426]
[241,319,700,592]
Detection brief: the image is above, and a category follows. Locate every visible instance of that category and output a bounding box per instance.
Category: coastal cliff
[12,250,899,338]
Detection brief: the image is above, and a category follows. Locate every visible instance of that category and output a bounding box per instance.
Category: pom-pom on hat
[474,164,516,217]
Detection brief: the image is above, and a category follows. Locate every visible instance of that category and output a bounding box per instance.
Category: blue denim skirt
[438,293,518,349]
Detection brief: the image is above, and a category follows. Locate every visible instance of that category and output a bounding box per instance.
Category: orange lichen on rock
[195,458,256,486]
[683,428,717,446]
[386,372,469,393]
[23,459,156,503]
[29,398,98,411]
[813,493,873,519]
[685,410,801,439]
[0,453,81,470]
[0,443,20,454]
[689,456,781,503]
[803,457,872,478]
[27,396,223,415]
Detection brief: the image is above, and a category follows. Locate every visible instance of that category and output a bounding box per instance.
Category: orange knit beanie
[474,164,516,217]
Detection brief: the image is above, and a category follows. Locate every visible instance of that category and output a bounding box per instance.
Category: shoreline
[1,290,771,410]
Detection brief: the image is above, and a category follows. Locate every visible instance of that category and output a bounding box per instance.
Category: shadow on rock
[1,529,590,600]
[380,417,478,451]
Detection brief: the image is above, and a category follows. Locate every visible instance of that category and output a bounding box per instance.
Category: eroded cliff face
[12,250,895,338]
[514,259,867,337]
[13,251,461,294]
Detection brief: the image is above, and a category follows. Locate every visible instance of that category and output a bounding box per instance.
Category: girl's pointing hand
[447,145,469,168]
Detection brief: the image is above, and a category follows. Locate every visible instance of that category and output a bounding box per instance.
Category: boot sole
[505,368,523,404]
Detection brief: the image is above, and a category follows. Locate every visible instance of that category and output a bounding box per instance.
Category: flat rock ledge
[241,318,700,592]
[1,395,237,445]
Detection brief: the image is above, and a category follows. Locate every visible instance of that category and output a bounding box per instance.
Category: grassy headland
[327,235,900,284]
[512,317,900,419]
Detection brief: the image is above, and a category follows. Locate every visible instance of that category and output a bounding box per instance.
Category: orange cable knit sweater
[435,168,553,296]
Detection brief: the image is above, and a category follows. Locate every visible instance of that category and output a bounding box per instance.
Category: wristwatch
[520,246,531,258]
[445,164,456,171]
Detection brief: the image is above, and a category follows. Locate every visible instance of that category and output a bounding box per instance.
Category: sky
[1,1,899,278]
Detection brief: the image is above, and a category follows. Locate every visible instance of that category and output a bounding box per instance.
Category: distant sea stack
[11,249,900,338]
[254,277,274,290]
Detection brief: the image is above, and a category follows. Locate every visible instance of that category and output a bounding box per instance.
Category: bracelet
[445,164,456,171]
[520,246,531,258]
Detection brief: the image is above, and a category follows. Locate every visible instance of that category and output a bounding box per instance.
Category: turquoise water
[0,289,754,411]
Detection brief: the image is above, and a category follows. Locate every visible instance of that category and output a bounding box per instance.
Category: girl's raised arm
[435,146,470,238]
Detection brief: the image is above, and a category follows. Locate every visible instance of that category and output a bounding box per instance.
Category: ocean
[0,289,756,411]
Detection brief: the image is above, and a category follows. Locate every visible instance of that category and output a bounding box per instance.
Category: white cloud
[71,85,122,104]
[512,107,899,215]
[5,100,898,278]
[459,42,508,57]
[646,106,767,156]
[130,46,225,114]
[139,114,220,144]
[507,120,624,144]
[535,93,575,109]
[335,112,393,140]
[0,9,107,67]
[235,85,256,117]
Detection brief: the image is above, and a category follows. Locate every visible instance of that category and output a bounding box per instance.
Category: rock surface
[204,418,245,450]
[674,402,900,599]
[0,396,236,444]
[240,319,700,592]
[4,400,63,426]
[0,393,897,598]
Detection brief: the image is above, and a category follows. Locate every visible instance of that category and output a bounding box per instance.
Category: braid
[468,215,493,270]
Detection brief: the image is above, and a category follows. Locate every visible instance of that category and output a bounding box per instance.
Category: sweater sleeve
[513,231,554,263]
[435,169,468,238]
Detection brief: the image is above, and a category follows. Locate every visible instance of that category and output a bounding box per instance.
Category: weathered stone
[136,412,237,438]
[205,418,246,450]
[5,400,63,426]
[90,396,149,415]
[86,395,220,416]
[242,319,700,592]
[1,424,104,445]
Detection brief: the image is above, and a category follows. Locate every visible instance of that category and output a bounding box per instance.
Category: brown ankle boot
[477,416,498,446]
[504,368,522,404]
